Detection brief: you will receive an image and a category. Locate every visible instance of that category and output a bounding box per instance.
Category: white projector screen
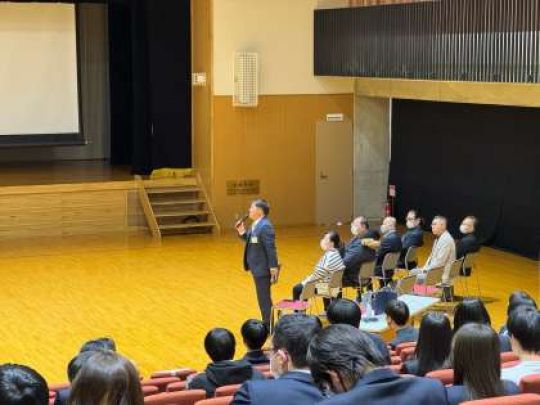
[0,3,81,145]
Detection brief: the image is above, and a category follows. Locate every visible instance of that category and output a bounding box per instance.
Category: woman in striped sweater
[292,231,345,308]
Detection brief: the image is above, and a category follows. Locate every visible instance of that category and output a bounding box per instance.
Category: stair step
[151,199,206,206]
[154,210,210,218]
[147,187,200,195]
[159,222,215,230]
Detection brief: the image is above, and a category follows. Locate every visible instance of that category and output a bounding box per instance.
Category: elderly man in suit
[399,209,424,269]
[456,215,481,276]
[235,199,279,328]
[410,215,456,284]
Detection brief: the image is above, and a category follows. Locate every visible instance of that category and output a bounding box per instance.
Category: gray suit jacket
[422,230,456,283]
[242,217,278,278]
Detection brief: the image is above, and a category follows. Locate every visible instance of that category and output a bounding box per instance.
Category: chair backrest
[253,364,270,373]
[426,369,454,386]
[195,396,234,405]
[166,381,187,392]
[382,252,400,271]
[404,246,418,269]
[48,383,70,393]
[447,258,465,284]
[500,352,520,364]
[300,281,317,300]
[142,377,182,392]
[396,275,416,295]
[425,266,445,286]
[520,373,540,394]
[144,390,207,405]
[358,260,376,280]
[395,341,416,356]
[328,268,344,289]
[400,346,416,362]
[215,384,241,397]
[143,385,161,397]
[460,394,540,405]
[462,252,478,271]
[151,369,197,380]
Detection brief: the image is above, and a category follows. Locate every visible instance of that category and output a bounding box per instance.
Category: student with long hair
[402,312,452,376]
[447,323,519,405]
[69,351,143,405]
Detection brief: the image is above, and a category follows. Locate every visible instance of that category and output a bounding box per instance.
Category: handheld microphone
[235,214,249,228]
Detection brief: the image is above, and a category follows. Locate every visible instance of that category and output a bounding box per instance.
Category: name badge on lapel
[251,236,259,244]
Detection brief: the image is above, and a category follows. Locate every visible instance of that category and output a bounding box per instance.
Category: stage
[0,226,537,383]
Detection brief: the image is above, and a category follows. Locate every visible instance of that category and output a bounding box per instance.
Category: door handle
[320,172,328,180]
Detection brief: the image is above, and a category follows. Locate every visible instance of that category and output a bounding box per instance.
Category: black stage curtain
[108,0,191,174]
[389,100,540,259]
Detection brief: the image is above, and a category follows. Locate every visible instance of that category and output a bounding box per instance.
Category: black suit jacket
[456,233,481,260]
[242,217,278,278]
[342,236,376,275]
[232,371,324,405]
[320,368,447,405]
[376,231,402,266]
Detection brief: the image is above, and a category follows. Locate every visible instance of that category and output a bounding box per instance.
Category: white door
[316,120,353,225]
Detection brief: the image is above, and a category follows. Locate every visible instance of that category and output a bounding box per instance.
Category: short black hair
[327,299,361,328]
[0,364,48,405]
[204,328,236,362]
[273,314,321,369]
[241,319,268,350]
[507,291,537,316]
[252,199,270,216]
[453,298,491,333]
[385,300,410,327]
[67,351,97,382]
[507,306,540,354]
[80,337,116,353]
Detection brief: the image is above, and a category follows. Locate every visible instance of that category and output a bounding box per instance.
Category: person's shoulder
[502,379,521,394]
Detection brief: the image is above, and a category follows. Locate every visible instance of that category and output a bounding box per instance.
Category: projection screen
[0,3,82,146]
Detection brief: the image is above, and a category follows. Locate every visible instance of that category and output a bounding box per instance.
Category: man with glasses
[232,314,324,405]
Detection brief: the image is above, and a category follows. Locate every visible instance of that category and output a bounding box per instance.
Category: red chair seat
[151,368,197,380]
[143,386,160,397]
[500,352,520,363]
[391,355,402,365]
[460,394,540,404]
[502,361,521,368]
[395,342,416,356]
[215,384,241,397]
[253,364,270,372]
[195,397,233,405]
[426,369,454,386]
[167,381,188,392]
[144,390,207,405]
[273,300,310,311]
[520,373,540,395]
[141,377,181,392]
[400,346,416,362]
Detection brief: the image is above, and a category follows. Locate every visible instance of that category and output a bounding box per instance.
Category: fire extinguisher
[384,200,392,217]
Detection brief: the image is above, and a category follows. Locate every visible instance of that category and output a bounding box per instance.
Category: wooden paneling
[212,94,354,227]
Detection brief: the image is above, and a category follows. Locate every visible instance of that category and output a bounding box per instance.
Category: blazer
[376,230,402,266]
[402,226,424,250]
[446,380,520,405]
[232,371,324,405]
[319,368,448,405]
[342,236,376,275]
[421,231,456,283]
[456,233,481,261]
[390,326,419,349]
[242,217,279,278]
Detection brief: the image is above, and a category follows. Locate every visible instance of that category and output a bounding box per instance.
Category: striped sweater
[302,249,345,285]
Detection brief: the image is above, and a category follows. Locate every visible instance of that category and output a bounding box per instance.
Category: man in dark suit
[341,216,377,300]
[232,314,324,405]
[236,199,279,327]
[364,217,402,284]
[309,325,448,405]
[399,209,424,268]
[456,216,481,276]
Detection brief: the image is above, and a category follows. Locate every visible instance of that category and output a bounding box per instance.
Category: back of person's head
[452,323,504,401]
[241,319,268,351]
[507,291,537,317]
[67,351,97,383]
[415,312,452,376]
[327,299,361,328]
[308,324,386,393]
[385,300,410,327]
[0,364,48,405]
[80,337,117,353]
[69,351,143,405]
[507,306,540,355]
[204,328,236,362]
[453,298,491,333]
[272,314,322,369]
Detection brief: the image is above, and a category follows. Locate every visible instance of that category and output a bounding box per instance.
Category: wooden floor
[0,226,537,384]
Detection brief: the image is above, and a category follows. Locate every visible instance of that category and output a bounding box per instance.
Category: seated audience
[232,314,324,405]
[326,299,390,365]
[501,306,540,384]
[385,300,418,349]
[54,351,97,405]
[410,215,456,284]
[241,319,269,365]
[308,324,447,405]
[363,216,402,284]
[0,364,48,405]
[69,351,143,405]
[399,209,424,268]
[293,231,345,309]
[453,298,511,352]
[456,216,481,275]
[189,328,263,397]
[500,291,537,335]
[79,337,117,353]
[341,216,376,301]
[447,323,519,405]
[402,312,452,376]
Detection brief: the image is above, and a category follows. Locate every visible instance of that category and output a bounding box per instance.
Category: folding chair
[413,266,444,296]
[371,252,400,289]
[314,268,344,306]
[461,253,481,298]
[404,246,419,270]
[144,390,207,405]
[270,281,317,333]
[396,274,416,295]
[437,258,464,301]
